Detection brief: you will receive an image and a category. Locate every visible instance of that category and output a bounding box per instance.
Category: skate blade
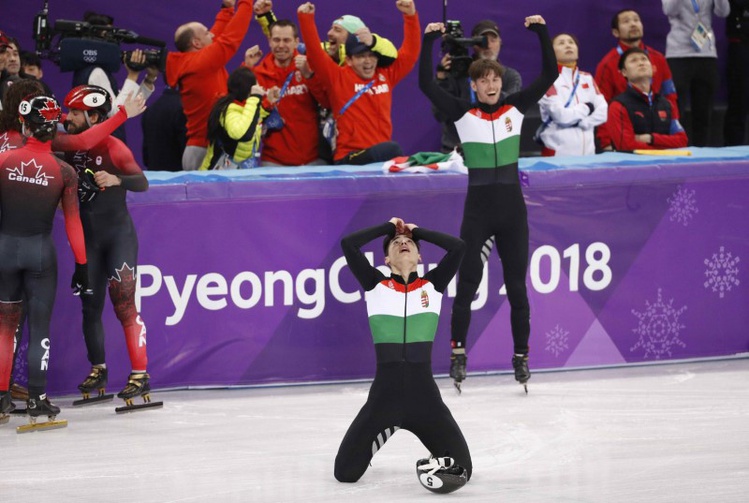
[17,418,68,434]
[0,414,9,425]
[72,394,115,407]
[453,381,462,395]
[115,401,163,414]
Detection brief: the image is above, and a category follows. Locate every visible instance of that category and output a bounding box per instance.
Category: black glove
[78,168,100,203]
[71,263,91,296]
[584,102,595,115]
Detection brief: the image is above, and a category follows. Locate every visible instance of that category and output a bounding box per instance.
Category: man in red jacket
[297,0,420,165]
[166,0,254,170]
[594,9,678,150]
[254,19,328,166]
[607,48,687,151]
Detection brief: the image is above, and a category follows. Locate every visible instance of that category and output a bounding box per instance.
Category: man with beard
[595,9,679,150]
[62,85,160,412]
[253,19,329,166]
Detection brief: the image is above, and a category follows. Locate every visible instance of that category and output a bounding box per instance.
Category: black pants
[724,42,749,146]
[335,361,472,482]
[668,57,719,147]
[81,212,139,367]
[0,234,57,398]
[335,141,402,166]
[451,183,530,354]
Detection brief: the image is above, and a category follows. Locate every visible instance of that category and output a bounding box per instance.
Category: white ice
[1,358,748,503]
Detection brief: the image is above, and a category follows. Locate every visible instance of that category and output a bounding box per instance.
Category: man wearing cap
[433,19,522,153]
[297,0,420,165]
[253,0,398,67]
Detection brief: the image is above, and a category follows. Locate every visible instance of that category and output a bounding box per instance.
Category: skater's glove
[78,169,100,203]
[71,263,92,296]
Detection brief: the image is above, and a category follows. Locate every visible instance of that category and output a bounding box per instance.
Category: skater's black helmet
[416,456,467,494]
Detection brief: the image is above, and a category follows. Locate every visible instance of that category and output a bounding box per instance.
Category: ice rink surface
[1,357,748,503]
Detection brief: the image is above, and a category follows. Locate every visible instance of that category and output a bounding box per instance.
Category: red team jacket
[298,11,421,162]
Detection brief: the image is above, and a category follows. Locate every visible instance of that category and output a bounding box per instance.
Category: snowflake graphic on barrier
[667,186,698,226]
[631,289,687,360]
[704,246,740,298]
[545,324,569,357]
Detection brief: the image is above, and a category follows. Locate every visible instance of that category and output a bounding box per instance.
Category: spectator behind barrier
[595,9,679,151]
[662,0,730,146]
[607,47,688,151]
[252,0,400,164]
[432,19,522,153]
[253,18,328,166]
[536,33,607,157]
[166,0,254,171]
[201,66,278,170]
[71,12,157,144]
[297,0,420,166]
[141,87,187,171]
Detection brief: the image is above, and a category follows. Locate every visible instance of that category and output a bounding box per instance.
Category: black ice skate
[1,391,15,425]
[115,372,163,414]
[17,395,68,433]
[512,354,531,394]
[73,366,114,406]
[450,351,467,394]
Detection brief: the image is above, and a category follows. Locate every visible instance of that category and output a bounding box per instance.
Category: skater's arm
[341,222,393,291]
[417,227,465,293]
[419,24,470,122]
[505,17,557,115]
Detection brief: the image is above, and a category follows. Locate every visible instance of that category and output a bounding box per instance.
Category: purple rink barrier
[27,148,749,395]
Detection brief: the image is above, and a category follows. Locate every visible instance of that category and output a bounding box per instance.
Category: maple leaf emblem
[39,99,61,121]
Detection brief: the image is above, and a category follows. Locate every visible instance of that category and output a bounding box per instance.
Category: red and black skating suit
[63,135,149,373]
[0,137,86,398]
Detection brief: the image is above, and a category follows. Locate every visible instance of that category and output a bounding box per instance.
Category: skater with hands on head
[419,15,557,393]
[336,216,471,488]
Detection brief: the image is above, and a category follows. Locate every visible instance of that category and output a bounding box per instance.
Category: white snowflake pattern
[704,246,740,298]
[667,186,699,226]
[545,324,569,357]
[631,289,687,359]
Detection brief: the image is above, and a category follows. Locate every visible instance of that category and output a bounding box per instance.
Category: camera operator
[433,20,522,153]
[70,12,157,144]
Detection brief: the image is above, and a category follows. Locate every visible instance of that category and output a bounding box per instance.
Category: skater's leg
[107,224,147,373]
[0,301,23,392]
[81,244,108,367]
[23,237,57,399]
[495,186,530,356]
[335,397,400,482]
[405,375,472,480]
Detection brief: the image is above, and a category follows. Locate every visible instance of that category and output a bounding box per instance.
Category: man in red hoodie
[297,1,420,165]
[166,0,254,170]
[254,19,328,166]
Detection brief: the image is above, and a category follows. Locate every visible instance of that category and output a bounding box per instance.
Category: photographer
[71,12,157,144]
[433,20,522,153]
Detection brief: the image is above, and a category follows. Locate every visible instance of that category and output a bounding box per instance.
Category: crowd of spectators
[1,1,747,172]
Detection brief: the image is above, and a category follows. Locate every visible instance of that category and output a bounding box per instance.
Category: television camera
[33,0,167,75]
[440,20,488,77]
